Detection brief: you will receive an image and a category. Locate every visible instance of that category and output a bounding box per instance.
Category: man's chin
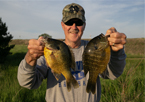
[69,37,80,42]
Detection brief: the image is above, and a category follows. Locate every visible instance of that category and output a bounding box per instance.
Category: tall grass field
[0,38,145,102]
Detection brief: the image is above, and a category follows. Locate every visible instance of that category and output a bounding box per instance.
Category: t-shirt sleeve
[17,56,48,89]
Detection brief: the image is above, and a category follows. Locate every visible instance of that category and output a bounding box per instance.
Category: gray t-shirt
[17,40,126,102]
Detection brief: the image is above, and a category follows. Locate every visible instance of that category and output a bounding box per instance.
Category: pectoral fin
[51,69,62,81]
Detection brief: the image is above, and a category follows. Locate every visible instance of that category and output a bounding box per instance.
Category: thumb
[38,36,44,41]
[38,36,45,46]
[105,27,117,35]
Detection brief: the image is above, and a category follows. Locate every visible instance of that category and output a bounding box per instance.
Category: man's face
[61,18,86,43]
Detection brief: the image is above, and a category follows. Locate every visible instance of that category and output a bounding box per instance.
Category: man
[17,3,126,102]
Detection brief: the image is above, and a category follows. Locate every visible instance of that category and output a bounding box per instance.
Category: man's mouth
[69,30,79,34]
[70,32,78,34]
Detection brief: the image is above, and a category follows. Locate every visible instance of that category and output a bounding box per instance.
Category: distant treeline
[10,38,144,55]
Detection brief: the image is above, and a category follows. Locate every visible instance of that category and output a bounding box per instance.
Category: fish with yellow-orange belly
[42,38,79,92]
[82,33,111,94]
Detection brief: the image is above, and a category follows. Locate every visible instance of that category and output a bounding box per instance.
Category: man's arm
[17,37,48,89]
[17,56,48,89]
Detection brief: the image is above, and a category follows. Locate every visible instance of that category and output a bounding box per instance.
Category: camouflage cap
[62,3,86,23]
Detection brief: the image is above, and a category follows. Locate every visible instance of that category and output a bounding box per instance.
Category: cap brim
[62,14,85,23]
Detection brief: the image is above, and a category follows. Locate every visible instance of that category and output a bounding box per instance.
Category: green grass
[0,45,47,102]
[0,45,144,102]
[126,53,144,58]
[100,58,144,102]
[10,45,28,53]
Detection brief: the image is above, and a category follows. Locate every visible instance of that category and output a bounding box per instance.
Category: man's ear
[83,22,86,31]
[61,21,65,30]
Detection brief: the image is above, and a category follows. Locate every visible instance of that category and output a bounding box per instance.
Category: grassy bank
[0,45,46,102]
[100,58,144,102]
[0,44,144,102]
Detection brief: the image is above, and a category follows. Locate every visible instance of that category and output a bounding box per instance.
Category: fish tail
[66,75,79,91]
[71,76,79,89]
[86,79,96,94]
[66,80,71,92]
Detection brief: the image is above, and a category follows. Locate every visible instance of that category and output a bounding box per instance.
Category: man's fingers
[29,48,44,54]
[108,37,126,45]
[106,27,117,35]
[105,27,127,51]
[28,44,44,51]
[106,29,112,35]
[29,39,45,47]
[109,27,117,33]
[111,44,124,51]
[29,39,41,46]
[109,32,126,38]
[27,39,44,59]
[38,36,44,40]
[28,49,44,59]
[38,36,45,46]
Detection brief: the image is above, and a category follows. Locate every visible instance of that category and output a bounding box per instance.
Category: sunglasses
[65,20,84,26]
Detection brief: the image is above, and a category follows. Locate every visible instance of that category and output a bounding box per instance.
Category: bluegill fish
[82,33,110,94]
[42,38,79,92]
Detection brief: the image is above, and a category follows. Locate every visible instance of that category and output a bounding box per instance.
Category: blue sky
[0,0,144,39]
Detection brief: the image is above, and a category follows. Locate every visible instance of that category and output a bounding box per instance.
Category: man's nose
[71,23,77,29]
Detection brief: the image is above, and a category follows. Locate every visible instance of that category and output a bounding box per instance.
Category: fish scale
[82,33,110,94]
[42,37,79,92]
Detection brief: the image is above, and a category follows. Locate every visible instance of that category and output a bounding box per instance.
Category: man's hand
[106,27,126,51]
[25,36,45,66]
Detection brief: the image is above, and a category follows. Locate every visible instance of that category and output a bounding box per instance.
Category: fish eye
[98,36,101,39]
[94,46,98,50]
[56,46,60,50]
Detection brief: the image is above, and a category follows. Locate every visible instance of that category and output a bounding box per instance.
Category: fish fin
[66,80,71,92]
[66,75,79,92]
[51,70,62,81]
[86,79,91,93]
[68,46,76,71]
[71,76,79,89]
[86,79,96,94]
[84,66,89,76]
[91,83,96,94]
